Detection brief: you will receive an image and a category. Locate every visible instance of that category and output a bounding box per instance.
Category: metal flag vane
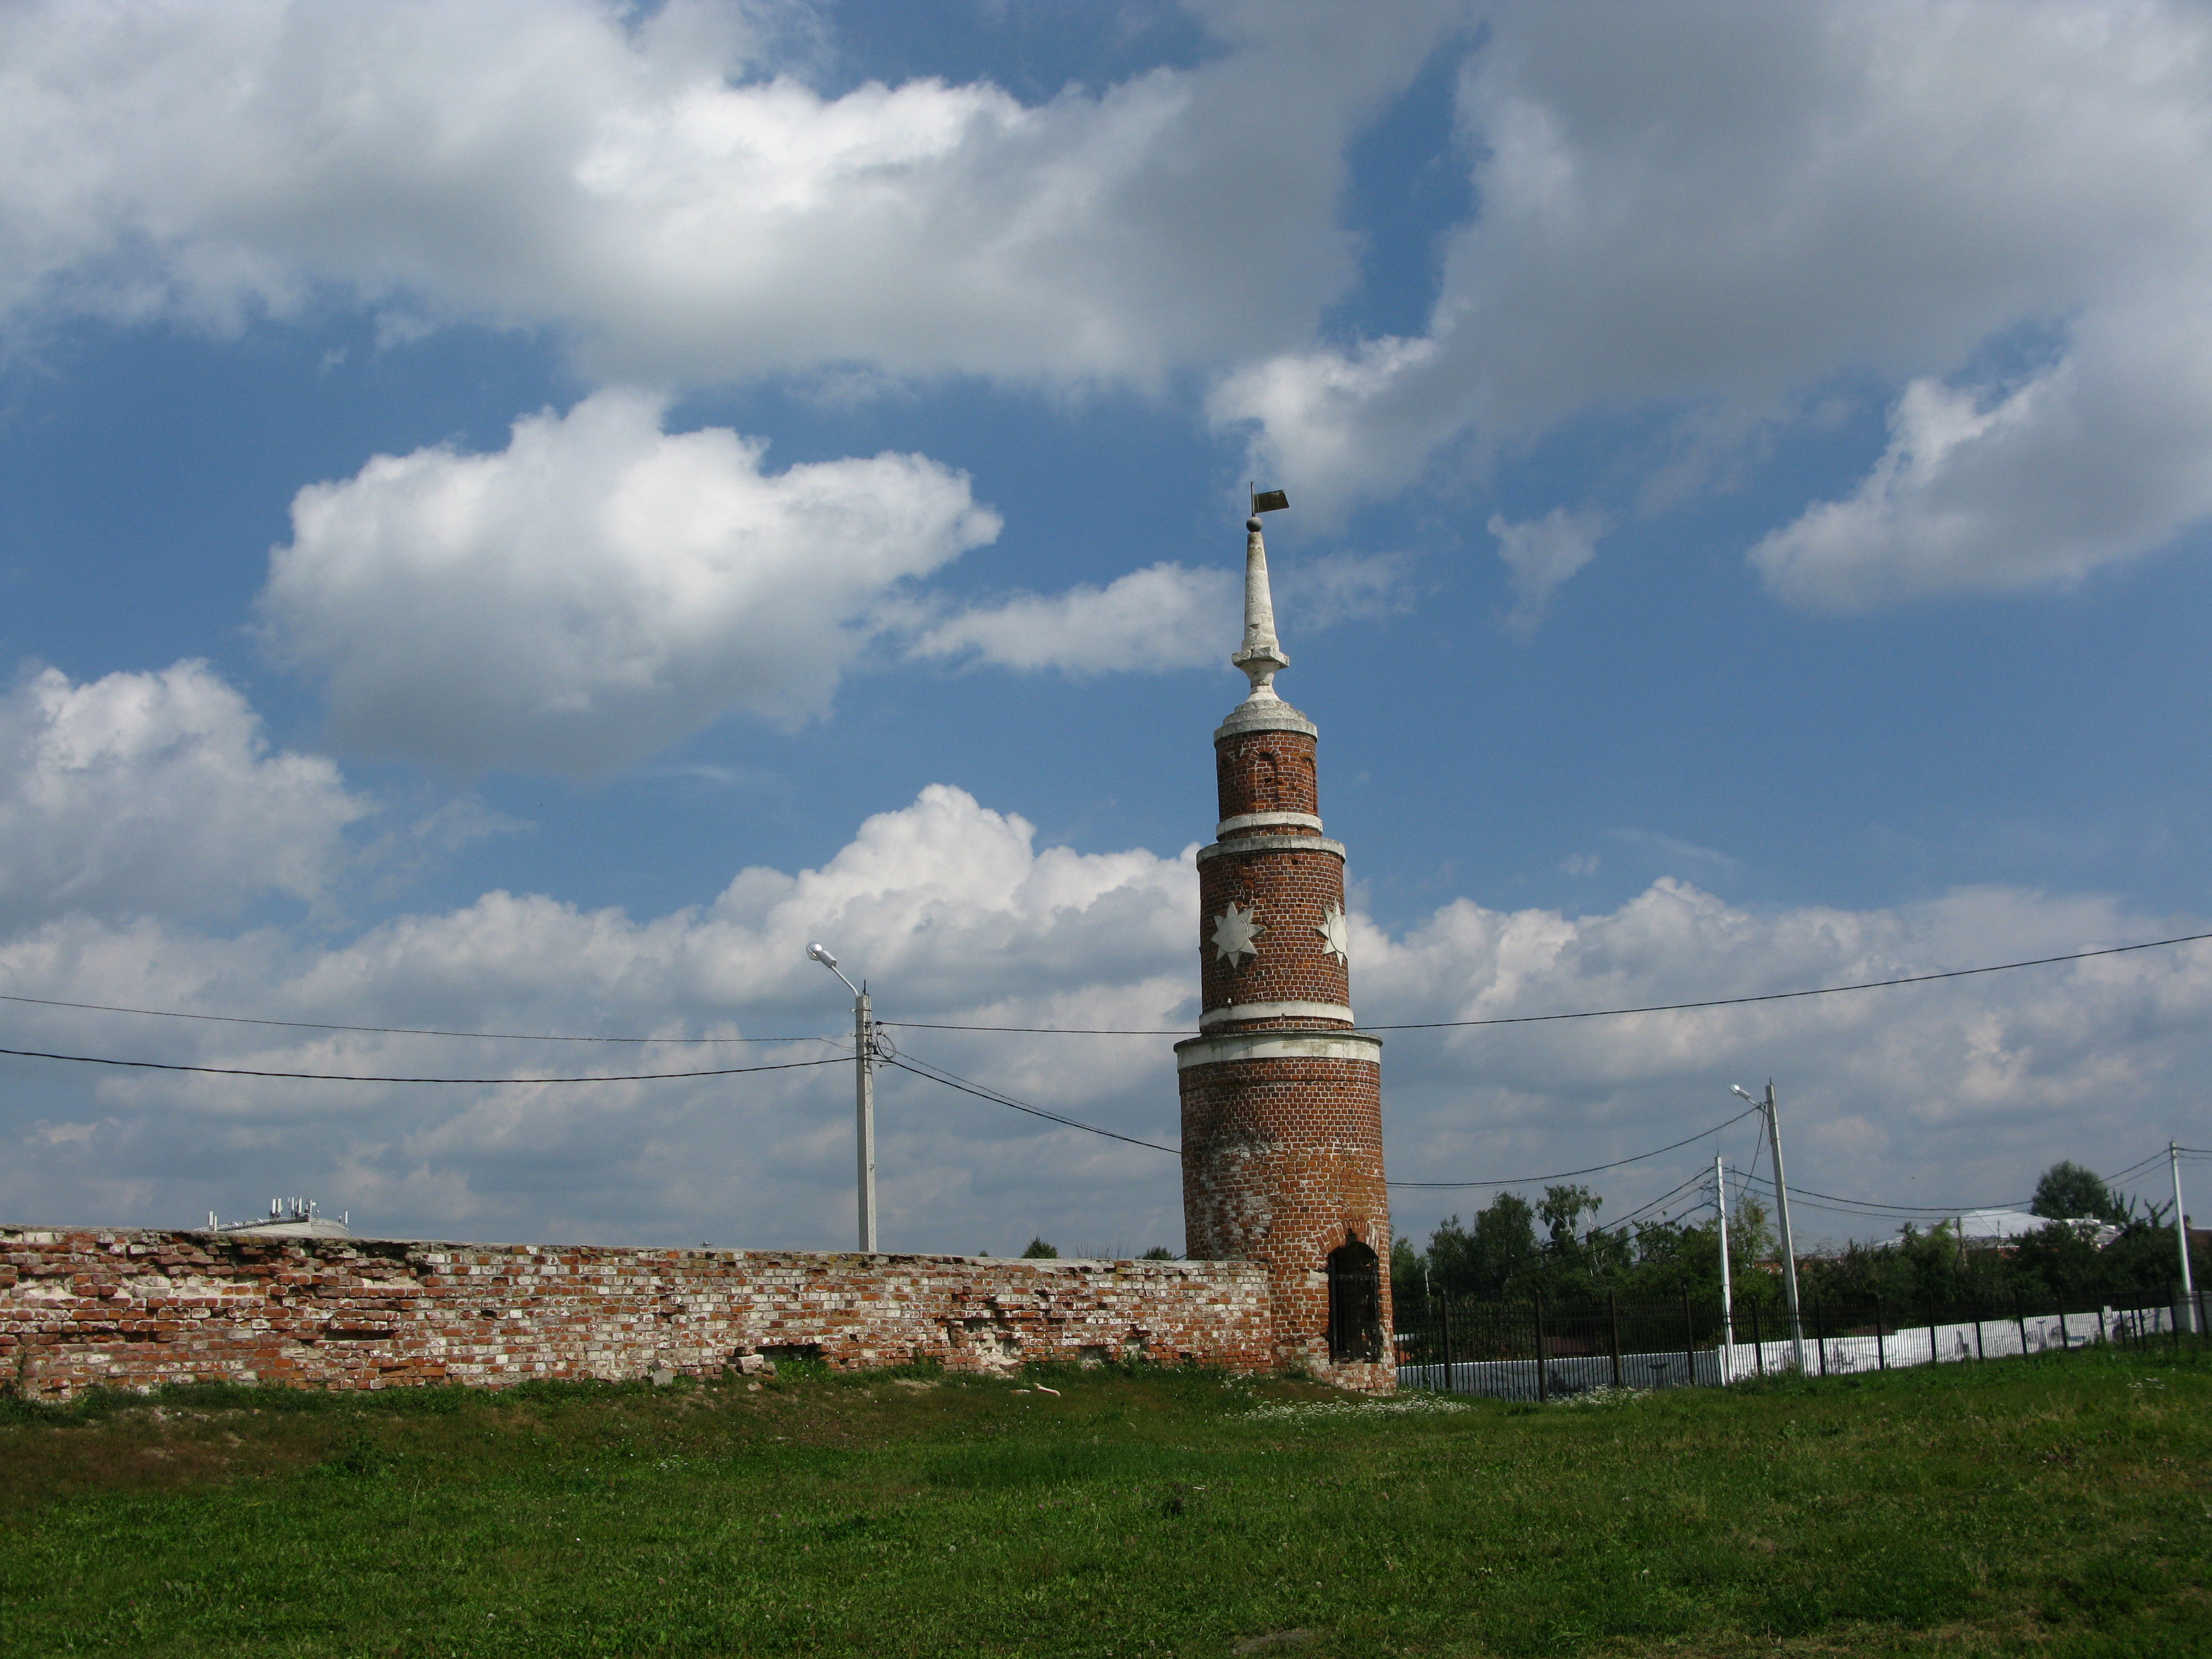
[1250,483,1288,515]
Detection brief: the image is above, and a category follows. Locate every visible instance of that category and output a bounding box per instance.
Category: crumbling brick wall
[0,1228,1272,1401]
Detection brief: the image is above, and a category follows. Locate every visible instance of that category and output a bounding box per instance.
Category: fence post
[1971,1291,1985,1362]
[2095,1301,2107,1348]
[1607,1290,1624,1389]
[2013,1291,2030,1360]
[1874,1293,1886,1371]
[1533,1295,1548,1404]
[1439,1295,1454,1394]
[1926,1298,1939,1368]
[1682,1287,1698,1386]
[1751,1298,1765,1378]
[1815,1298,1828,1377]
[2056,1291,2070,1352]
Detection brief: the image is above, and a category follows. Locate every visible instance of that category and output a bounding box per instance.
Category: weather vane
[1249,482,1288,516]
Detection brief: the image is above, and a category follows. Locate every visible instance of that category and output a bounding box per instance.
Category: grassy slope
[1,1347,2206,1659]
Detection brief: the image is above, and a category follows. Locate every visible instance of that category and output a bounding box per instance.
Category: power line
[0,1045,847,1086]
[1595,1169,1712,1234]
[0,991,824,1045]
[878,1055,1180,1155]
[14,925,2210,1045]
[1365,928,2212,1032]
[1731,1168,2030,1219]
[877,926,2212,1035]
[1386,1106,1761,1188]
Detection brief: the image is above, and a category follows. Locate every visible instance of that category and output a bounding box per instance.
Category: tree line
[1389,1160,2208,1312]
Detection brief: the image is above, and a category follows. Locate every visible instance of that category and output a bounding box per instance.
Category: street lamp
[1735,1081,1807,1373]
[808,942,877,1253]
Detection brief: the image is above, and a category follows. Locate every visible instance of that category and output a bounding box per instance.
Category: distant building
[1886,1208,2123,1250]
[205,1197,353,1239]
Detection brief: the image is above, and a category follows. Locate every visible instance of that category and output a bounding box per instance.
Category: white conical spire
[1231,515,1289,701]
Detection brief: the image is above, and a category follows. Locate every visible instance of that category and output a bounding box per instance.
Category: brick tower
[1177,512,1392,1391]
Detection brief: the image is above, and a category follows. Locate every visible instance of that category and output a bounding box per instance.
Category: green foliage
[1398,1168,2209,1318]
[1,1347,2204,1656]
[1138,1245,1176,1260]
[2032,1158,2125,1222]
[1018,1236,1058,1259]
[1405,1186,1785,1310]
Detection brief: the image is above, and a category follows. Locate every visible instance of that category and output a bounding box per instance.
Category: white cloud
[0,660,366,927]
[1489,507,1600,633]
[2,780,2206,1253]
[1750,292,2212,608]
[908,551,1415,677]
[910,563,1236,675]
[0,0,1465,386]
[259,390,1001,773]
[1213,0,2212,602]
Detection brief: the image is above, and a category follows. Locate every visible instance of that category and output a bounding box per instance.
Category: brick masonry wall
[1178,1053,1393,1390]
[1181,692,1395,1392]
[1214,730,1320,822]
[0,1228,1272,1402]
[1197,841,1350,1015]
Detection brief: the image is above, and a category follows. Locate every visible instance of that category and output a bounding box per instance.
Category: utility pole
[2173,1141,2197,1335]
[854,985,877,1253]
[808,942,878,1253]
[1715,1153,1734,1384]
[1739,1081,1806,1372]
[1767,1082,1806,1371]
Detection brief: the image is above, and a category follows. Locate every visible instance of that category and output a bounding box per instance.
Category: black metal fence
[1392,1283,2210,1401]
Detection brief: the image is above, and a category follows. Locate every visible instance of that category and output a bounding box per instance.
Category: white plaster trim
[1214,702,1317,740]
[1197,836,1345,865]
[1199,1001,1355,1028]
[1215,812,1324,836]
[1173,1031,1383,1070]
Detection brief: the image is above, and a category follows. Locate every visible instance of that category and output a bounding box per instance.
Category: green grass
[2,1346,2206,1657]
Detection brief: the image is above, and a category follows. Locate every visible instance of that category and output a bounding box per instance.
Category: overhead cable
[1386,1105,1761,1188]
[1594,1169,1712,1234]
[0,991,823,1045]
[14,926,2209,1044]
[0,1045,846,1086]
[880,927,2212,1035]
[878,1055,1180,1155]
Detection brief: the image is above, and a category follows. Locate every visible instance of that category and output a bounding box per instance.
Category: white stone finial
[1231,515,1289,701]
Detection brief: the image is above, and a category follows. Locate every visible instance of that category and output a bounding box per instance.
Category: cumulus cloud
[0,0,1465,385]
[910,564,1237,675]
[1489,507,1600,633]
[1750,293,2212,608]
[1213,0,2212,602]
[3,780,2206,1253]
[0,660,366,927]
[259,390,1001,773]
[909,552,1415,677]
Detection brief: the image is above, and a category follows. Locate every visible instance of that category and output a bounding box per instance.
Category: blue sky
[4,0,2211,1256]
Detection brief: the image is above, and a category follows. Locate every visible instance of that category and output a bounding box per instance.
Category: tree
[1020,1237,1058,1259]
[1537,1185,1601,1249]
[1139,1246,1176,1260]
[1427,1192,1540,1300]
[2031,1160,2122,1223]
[1389,1233,1425,1310]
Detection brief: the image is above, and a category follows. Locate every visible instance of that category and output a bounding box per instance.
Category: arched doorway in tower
[1326,1235,1382,1362]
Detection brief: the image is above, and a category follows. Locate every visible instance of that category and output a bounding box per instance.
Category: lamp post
[1735,1082,1806,1373]
[1715,1153,1734,1384]
[2173,1141,2197,1335]
[808,942,877,1253]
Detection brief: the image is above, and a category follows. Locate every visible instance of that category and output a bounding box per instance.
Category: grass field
[2,1344,2206,1658]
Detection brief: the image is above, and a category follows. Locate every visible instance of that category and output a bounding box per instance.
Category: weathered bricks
[1177,689,1394,1394]
[0,1228,1270,1402]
